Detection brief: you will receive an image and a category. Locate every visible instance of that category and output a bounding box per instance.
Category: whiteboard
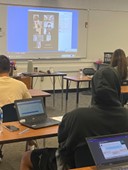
[87,10,128,59]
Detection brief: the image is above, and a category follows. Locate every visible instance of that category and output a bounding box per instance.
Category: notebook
[14,97,60,129]
[22,72,42,76]
[22,71,46,76]
[86,133,128,170]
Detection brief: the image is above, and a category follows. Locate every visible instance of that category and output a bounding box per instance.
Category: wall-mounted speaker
[27,60,33,73]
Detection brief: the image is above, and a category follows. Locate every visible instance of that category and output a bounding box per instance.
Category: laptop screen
[15,98,45,118]
[86,133,128,166]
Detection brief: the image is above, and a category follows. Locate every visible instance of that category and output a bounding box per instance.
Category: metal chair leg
[0,145,4,162]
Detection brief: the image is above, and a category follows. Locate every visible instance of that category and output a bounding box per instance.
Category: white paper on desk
[51,116,63,122]
[17,72,23,76]
[87,75,93,78]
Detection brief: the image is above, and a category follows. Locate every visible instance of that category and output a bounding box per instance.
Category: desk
[29,89,51,106]
[0,121,58,145]
[121,86,128,93]
[121,86,128,105]
[64,75,92,108]
[29,89,51,97]
[22,72,67,110]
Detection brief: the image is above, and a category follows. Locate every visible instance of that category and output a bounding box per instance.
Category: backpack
[83,68,96,76]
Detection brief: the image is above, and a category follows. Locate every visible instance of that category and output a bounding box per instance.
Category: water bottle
[27,60,33,73]
[79,69,83,79]
[0,108,3,134]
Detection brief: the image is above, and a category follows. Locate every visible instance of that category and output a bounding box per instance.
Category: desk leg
[88,80,91,89]
[66,80,69,101]
[65,79,69,112]
[53,76,55,107]
[31,77,34,89]
[61,76,64,111]
[76,82,80,108]
[43,139,46,148]
[43,97,46,107]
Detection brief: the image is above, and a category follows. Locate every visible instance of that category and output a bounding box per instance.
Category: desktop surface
[0,121,58,144]
[22,72,67,77]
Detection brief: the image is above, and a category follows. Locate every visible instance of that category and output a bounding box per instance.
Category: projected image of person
[45,22,52,41]
[44,15,54,42]
[29,11,58,51]
[33,15,42,34]
[33,14,43,49]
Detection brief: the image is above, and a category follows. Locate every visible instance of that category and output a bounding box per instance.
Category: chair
[0,103,18,161]
[121,83,128,106]
[0,103,38,161]
[74,144,95,168]
[2,103,18,122]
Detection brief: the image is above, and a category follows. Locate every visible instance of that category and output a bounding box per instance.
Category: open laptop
[86,133,128,170]
[14,97,60,129]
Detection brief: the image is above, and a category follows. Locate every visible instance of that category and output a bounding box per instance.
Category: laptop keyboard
[27,117,47,125]
[27,117,59,125]
[104,165,128,170]
[112,166,128,170]
[21,116,60,128]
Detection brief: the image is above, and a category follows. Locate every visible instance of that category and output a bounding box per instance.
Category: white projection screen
[0,4,88,60]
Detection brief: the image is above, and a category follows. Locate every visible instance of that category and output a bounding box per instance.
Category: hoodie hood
[91,66,122,106]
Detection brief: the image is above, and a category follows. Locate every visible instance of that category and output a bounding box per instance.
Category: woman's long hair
[111,49,128,80]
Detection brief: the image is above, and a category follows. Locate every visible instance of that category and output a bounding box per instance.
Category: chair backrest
[74,144,95,167]
[2,103,18,122]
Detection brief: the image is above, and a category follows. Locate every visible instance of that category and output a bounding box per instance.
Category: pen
[19,128,29,135]
[2,125,9,130]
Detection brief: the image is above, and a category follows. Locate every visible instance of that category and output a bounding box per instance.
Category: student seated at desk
[110,49,128,105]
[0,55,37,151]
[20,66,128,170]
[0,55,31,107]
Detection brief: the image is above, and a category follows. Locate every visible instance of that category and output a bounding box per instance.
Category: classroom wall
[1,0,128,90]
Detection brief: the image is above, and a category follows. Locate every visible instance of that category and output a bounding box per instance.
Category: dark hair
[110,49,127,80]
[0,55,10,73]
